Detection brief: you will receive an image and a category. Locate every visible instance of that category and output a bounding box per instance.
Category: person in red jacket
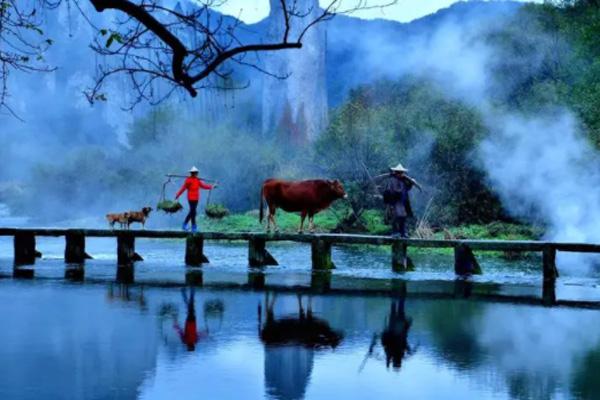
[175,166,214,232]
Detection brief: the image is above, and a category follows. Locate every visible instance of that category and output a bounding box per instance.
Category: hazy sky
[213,0,538,24]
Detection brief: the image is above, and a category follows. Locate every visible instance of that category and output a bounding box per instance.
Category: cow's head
[142,207,153,216]
[328,180,347,199]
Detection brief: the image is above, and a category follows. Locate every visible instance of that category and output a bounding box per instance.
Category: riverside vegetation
[1,1,598,240]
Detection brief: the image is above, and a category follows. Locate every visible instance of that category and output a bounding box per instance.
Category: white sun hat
[189,166,199,173]
[390,163,408,172]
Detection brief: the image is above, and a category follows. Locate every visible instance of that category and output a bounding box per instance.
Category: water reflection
[381,297,415,370]
[360,294,415,372]
[107,283,147,310]
[259,293,343,400]
[2,279,600,400]
[173,287,208,351]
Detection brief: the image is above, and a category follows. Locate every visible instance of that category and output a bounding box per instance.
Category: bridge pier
[454,243,482,276]
[391,242,414,272]
[185,269,204,286]
[14,231,36,266]
[311,239,335,270]
[13,267,34,279]
[311,270,332,291]
[185,235,209,266]
[248,238,278,267]
[117,233,136,266]
[247,270,266,289]
[65,230,86,264]
[543,246,559,281]
[65,265,85,281]
[116,265,134,283]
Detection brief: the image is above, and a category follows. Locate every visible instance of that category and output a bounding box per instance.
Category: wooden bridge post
[116,265,134,284]
[247,270,266,289]
[117,232,136,266]
[542,278,556,306]
[248,238,278,267]
[65,230,86,264]
[454,243,482,276]
[542,245,559,281]
[454,278,473,299]
[14,231,36,266]
[311,270,332,292]
[185,235,209,266]
[391,241,414,272]
[311,238,335,270]
[185,270,204,286]
[65,265,85,281]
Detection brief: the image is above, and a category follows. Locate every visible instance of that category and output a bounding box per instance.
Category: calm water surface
[0,237,599,399]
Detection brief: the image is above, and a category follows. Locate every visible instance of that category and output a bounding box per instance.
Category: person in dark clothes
[383,163,420,238]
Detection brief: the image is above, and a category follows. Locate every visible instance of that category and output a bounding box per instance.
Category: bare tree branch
[1,0,397,111]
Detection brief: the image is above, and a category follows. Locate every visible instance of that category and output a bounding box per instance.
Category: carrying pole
[166,174,218,183]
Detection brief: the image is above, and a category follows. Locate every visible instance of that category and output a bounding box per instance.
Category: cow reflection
[106,283,147,310]
[259,293,343,400]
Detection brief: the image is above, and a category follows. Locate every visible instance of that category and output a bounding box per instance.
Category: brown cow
[259,179,347,233]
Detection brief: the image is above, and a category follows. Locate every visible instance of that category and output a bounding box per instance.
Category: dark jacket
[383,175,414,218]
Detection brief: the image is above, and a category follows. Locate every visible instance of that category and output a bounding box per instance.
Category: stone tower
[262,0,328,143]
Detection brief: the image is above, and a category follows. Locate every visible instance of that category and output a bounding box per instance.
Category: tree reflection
[423,300,484,370]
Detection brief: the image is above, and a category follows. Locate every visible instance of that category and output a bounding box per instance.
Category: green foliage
[202,209,343,233]
[443,223,542,241]
[157,200,183,214]
[205,203,229,219]
[316,78,503,225]
[493,2,600,144]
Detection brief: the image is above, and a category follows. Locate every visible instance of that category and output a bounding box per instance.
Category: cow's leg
[265,210,271,232]
[299,211,307,234]
[269,207,279,232]
[309,213,316,233]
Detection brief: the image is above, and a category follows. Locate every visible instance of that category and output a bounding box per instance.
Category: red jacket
[176,177,213,201]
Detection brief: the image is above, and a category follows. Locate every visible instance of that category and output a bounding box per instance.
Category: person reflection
[173,286,207,351]
[381,296,414,370]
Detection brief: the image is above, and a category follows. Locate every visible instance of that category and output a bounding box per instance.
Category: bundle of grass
[157,200,183,214]
[205,204,229,219]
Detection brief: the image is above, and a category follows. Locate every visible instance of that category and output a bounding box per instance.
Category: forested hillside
[2,0,600,234]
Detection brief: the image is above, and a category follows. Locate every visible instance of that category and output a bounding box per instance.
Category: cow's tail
[259,184,265,224]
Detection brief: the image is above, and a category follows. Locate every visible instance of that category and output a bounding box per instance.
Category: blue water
[0,236,599,399]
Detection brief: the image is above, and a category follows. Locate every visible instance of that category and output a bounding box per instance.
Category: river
[0,237,599,399]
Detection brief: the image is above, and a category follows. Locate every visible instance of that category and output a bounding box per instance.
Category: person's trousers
[184,200,199,226]
[392,216,407,238]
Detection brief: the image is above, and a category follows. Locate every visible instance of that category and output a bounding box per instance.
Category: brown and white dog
[106,212,129,229]
[126,207,153,229]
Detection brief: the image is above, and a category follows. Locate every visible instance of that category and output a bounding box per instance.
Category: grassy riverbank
[198,209,542,259]
[200,208,542,241]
